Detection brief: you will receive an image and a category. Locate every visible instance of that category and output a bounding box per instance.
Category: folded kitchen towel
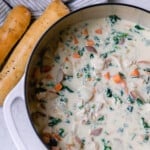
[0,0,149,26]
[0,0,107,26]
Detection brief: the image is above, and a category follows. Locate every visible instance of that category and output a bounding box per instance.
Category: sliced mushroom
[56,69,64,83]
[77,86,94,103]
[138,60,150,64]
[85,46,97,54]
[90,127,103,136]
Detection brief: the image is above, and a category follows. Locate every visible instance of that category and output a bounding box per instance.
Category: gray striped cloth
[0,0,107,26]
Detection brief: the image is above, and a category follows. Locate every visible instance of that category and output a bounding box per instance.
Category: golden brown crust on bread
[0,5,31,67]
[0,0,70,105]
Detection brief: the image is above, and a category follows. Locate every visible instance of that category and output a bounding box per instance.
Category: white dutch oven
[3,3,150,150]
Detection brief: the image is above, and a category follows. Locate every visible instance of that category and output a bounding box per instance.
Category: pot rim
[24,3,150,149]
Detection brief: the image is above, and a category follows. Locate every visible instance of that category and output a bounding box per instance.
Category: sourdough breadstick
[0,5,31,67]
[0,0,70,105]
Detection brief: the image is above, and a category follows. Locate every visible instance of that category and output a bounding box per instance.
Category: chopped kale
[119,72,126,79]
[100,50,116,59]
[100,53,108,59]
[144,135,149,142]
[136,98,144,106]
[81,139,86,148]
[127,95,135,104]
[82,64,92,79]
[109,107,114,111]
[101,138,112,150]
[79,105,84,109]
[144,68,150,72]
[118,127,124,133]
[59,97,68,103]
[98,115,105,121]
[78,47,85,56]
[141,117,150,129]
[54,55,60,63]
[90,53,94,59]
[105,88,113,98]
[64,75,73,81]
[94,36,100,42]
[127,106,134,112]
[58,128,65,137]
[120,90,124,96]
[113,32,128,44]
[135,25,144,30]
[65,119,70,124]
[113,94,123,104]
[62,85,74,93]
[48,116,62,127]
[109,15,121,25]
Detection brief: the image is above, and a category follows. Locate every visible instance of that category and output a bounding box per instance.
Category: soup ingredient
[0,0,70,105]
[0,5,31,68]
[130,68,140,77]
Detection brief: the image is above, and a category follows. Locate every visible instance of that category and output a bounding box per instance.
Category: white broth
[30,15,150,150]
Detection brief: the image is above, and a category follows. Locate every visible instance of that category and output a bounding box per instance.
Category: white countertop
[0,108,16,150]
[0,1,149,150]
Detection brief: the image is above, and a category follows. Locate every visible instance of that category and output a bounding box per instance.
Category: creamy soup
[29,15,150,150]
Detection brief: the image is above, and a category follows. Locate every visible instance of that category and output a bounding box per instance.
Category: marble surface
[0,1,149,150]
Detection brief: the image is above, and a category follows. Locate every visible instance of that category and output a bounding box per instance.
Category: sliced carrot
[54,83,63,92]
[112,73,124,84]
[72,52,80,58]
[95,28,102,34]
[51,133,61,141]
[73,35,79,44]
[86,39,95,46]
[104,72,110,80]
[130,69,140,77]
[81,28,88,36]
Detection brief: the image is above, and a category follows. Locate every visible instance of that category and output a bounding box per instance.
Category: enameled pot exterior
[25,3,150,149]
[3,3,150,150]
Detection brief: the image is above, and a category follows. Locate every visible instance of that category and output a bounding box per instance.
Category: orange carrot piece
[72,52,80,58]
[95,28,102,34]
[104,72,110,80]
[51,133,61,141]
[54,83,63,92]
[86,39,95,46]
[112,73,123,84]
[130,69,140,77]
[82,28,88,36]
[73,35,79,44]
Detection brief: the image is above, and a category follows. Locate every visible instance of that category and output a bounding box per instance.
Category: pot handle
[3,75,27,150]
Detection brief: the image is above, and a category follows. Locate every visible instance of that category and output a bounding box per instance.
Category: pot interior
[25,4,150,150]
